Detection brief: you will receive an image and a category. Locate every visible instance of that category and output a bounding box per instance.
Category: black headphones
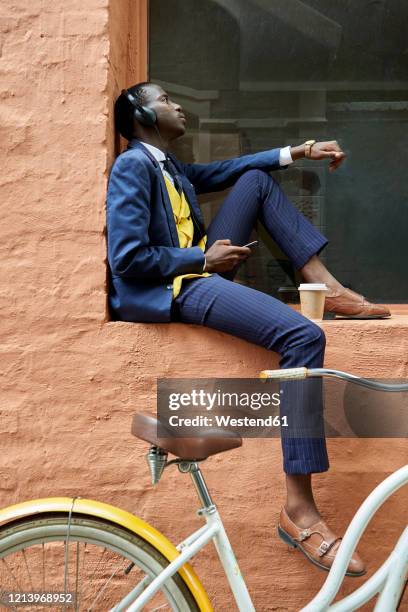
[121,89,157,127]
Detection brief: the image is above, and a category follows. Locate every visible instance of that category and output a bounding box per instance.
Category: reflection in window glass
[149,0,408,302]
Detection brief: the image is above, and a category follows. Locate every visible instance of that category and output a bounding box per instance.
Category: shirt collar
[138,141,166,164]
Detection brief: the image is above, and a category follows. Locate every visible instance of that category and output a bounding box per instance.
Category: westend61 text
[168,415,288,427]
[168,389,281,411]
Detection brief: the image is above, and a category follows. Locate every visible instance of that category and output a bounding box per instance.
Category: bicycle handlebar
[260,367,408,392]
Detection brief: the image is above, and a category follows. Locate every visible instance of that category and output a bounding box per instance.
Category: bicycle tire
[0,513,200,611]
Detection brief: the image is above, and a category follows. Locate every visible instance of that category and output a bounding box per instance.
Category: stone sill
[103,306,408,379]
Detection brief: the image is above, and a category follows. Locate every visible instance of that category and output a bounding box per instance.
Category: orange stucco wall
[0,1,407,610]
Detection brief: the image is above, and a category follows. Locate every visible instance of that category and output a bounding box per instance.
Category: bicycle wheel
[0,513,200,611]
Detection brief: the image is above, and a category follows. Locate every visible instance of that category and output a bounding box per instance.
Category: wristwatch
[304,139,316,158]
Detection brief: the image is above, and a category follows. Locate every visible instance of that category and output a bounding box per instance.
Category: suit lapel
[157,171,180,247]
[127,140,180,247]
[167,154,206,237]
[127,141,206,243]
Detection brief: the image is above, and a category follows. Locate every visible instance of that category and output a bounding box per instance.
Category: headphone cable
[152,122,168,156]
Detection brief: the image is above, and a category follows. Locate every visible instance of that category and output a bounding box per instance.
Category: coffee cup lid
[298,283,328,291]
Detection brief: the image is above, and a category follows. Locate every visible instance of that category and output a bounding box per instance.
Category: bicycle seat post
[179,461,215,512]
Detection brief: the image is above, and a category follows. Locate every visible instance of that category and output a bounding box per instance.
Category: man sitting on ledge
[106,81,390,576]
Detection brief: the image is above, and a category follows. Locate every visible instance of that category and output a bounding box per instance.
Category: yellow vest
[164,176,211,298]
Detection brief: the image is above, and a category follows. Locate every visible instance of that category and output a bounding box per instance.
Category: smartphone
[242,240,259,249]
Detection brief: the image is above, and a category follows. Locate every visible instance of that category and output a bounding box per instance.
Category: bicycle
[0,368,406,611]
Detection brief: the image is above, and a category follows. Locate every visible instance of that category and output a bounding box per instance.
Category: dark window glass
[149,0,408,302]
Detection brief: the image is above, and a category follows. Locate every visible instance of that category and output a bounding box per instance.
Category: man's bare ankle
[284,504,321,528]
[320,281,344,297]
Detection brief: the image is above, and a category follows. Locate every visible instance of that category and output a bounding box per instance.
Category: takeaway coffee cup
[298,283,328,320]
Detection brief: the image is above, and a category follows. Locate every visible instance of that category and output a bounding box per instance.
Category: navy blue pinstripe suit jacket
[106,139,283,322]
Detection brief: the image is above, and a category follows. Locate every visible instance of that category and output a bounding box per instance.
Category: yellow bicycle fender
[0,497,213,612]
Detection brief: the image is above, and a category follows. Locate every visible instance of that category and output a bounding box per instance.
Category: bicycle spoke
[88,546,107,585]
[63,540,69,610]
[87,562,127,612]
[71,541,80,612]
[72,544,105,608]
[0,559,20,611]
[1,558,23,591]
[79,546,133,611]
[22,549,34,591]
[78,541,90,611]
[62,531,79,612]
[0,517,194,612]
[42,542,45,592]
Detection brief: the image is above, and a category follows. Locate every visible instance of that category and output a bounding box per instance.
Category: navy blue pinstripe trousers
[173,169,329,474]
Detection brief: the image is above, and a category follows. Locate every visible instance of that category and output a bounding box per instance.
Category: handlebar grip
[259,367,308,380]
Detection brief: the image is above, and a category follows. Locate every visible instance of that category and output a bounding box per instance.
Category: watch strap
[304,139,316,158]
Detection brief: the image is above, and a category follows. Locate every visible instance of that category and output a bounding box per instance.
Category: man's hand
[204,239,251,273]
[290,140,346,172]
[310,140,346,171]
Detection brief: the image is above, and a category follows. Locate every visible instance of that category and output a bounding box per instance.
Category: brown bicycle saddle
[131,413,242,460]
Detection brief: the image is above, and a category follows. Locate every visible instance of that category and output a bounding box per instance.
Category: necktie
[163,157,183,195]
[163,156,206,242]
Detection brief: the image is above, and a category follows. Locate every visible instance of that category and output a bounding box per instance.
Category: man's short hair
[114,81,152,141]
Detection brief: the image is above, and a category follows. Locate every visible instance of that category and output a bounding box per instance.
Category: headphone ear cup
[134,106,157,127]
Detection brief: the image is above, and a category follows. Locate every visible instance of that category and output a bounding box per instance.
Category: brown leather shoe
[278,507,366,577]
[324,288,391,319]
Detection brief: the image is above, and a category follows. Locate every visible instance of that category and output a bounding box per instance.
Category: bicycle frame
[111,462,408,612]
[0,369,403,611]
[115,366,408,612]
